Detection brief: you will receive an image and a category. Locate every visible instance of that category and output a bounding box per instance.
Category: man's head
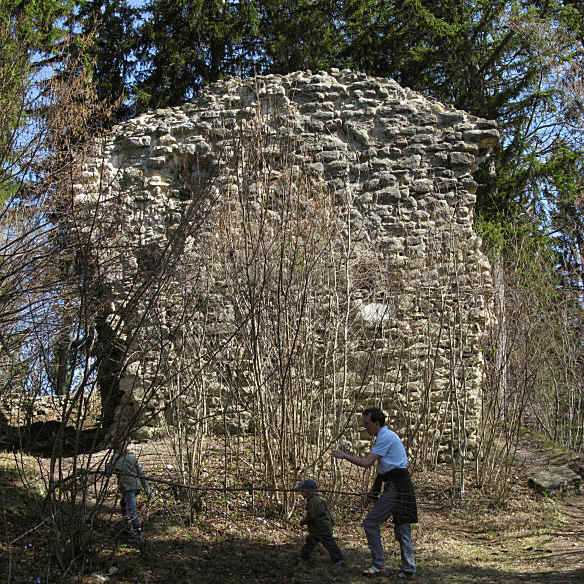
[362,407,386,436]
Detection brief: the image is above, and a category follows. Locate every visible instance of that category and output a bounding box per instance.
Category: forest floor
[1,432,583,584]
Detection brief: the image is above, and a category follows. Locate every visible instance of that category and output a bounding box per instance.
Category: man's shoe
[397,571,415,579]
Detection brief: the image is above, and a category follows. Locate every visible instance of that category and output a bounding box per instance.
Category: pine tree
[76,0,141,123]
[258,0,341,74]
[134,0,261,113]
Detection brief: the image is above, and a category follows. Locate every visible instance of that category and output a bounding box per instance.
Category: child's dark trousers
[301,534,344,563]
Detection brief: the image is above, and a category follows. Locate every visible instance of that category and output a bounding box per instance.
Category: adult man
[332,407,417,578]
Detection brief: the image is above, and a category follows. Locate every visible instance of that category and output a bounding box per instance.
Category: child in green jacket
[295,479,344,565]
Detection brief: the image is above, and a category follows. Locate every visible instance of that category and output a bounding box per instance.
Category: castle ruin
[76,70,498,461]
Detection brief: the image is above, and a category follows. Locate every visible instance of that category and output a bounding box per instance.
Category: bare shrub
[476,227,584,500]
[175,115,379,514]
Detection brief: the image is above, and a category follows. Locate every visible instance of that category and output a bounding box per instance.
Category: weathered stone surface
[569,460,584,479]
[76,70,498,453]
[528,466,581,495]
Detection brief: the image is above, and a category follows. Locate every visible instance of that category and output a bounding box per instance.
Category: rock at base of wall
[528,466,581,495]
[569,460,584,479]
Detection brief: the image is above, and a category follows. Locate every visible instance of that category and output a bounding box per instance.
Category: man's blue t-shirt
[371,426,408,473]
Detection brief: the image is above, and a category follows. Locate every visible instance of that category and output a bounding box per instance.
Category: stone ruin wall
[76,70,498,459]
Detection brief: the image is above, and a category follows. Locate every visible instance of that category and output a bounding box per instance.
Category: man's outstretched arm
[332,450,379,468]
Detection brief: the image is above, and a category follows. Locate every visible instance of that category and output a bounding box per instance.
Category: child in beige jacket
[106,448,151,542]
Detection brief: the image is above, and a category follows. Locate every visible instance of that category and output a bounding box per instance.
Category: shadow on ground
[133,532,356,584]
[125,529,584,584]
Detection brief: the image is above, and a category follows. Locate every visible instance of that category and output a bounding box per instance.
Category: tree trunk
[494,254,507,417]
